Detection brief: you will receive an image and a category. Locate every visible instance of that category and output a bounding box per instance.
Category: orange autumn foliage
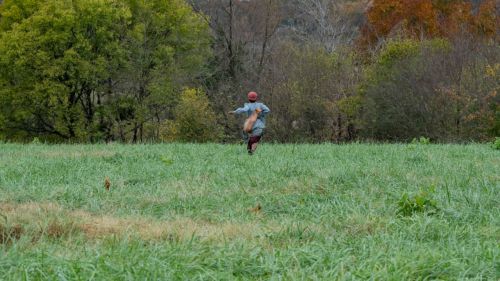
[473,0,497,37]
[360,0,497,48]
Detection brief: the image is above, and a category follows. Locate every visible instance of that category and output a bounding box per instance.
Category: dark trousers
[247,135,262,151]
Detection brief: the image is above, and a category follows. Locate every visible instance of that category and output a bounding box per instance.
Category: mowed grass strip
[0,143,498,280]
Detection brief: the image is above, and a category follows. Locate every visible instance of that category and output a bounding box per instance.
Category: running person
[229,91,270,155]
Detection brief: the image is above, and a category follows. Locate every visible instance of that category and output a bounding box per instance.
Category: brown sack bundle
[243,108,262,133]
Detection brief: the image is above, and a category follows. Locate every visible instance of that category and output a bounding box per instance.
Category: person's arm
[229,104,249,115]
[259,104,270,116]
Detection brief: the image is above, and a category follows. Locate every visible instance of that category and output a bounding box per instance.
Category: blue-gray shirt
[233,102,270,131]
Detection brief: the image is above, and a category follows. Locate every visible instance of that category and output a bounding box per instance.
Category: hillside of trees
[0,0,498,143]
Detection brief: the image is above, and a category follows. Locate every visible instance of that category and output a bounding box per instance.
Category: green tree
[0,0,39,31]
[0,0,130,141]
[162,88,222,143]
[0,0,211,142]
[111,0,211,142]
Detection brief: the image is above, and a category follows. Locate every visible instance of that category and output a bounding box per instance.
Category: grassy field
[0,143,498,280]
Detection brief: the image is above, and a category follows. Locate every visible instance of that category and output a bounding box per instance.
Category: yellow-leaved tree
[162,89,222,143]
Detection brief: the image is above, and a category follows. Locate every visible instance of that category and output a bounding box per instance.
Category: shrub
[397,188,439,217]
[411,136,431,145]
[492,137,500,150]
[161,88,223,143]
[361,38,498,142]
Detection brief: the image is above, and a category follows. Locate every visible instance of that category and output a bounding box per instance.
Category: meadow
[0,143,498,280]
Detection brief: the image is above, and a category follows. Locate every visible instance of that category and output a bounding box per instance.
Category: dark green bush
[492,137,500,150]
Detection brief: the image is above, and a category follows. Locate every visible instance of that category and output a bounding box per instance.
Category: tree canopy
[0,0,210,142]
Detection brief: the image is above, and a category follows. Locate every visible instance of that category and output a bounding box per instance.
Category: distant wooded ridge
[0,0,498,143]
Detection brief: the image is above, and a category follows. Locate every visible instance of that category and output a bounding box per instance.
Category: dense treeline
[0,0,211,142]
[0,0,498,143]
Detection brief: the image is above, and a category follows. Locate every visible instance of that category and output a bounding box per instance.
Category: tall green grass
[0,143,498,280]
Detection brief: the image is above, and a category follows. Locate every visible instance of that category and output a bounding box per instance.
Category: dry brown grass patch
[0,224,24,244]
[0,202,280,242]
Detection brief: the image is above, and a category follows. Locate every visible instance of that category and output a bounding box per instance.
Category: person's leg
[247,136,253,154]
[248,135,261,154]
